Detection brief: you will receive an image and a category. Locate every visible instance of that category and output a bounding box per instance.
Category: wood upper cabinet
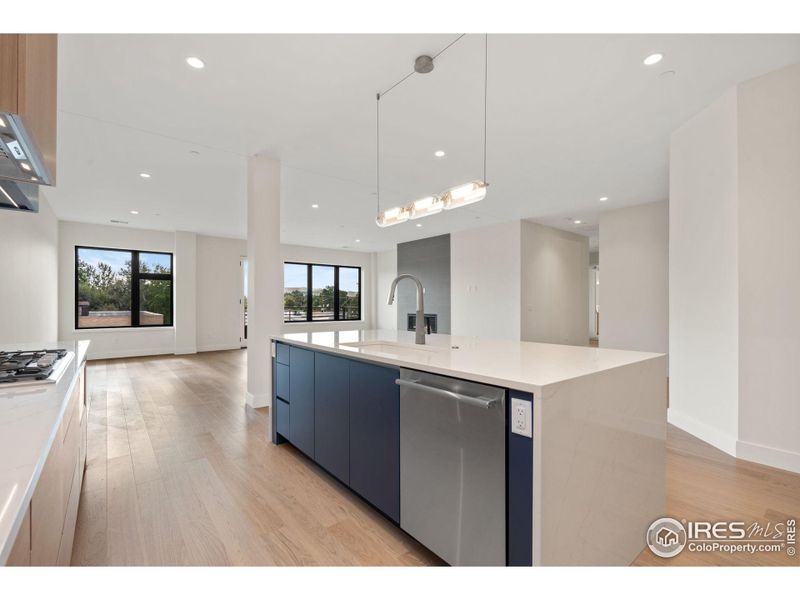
[0,34,58,182]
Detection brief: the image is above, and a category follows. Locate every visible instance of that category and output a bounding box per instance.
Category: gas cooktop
[0,349,68,385]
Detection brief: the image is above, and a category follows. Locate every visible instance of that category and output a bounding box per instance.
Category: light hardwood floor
[71,350,799,567]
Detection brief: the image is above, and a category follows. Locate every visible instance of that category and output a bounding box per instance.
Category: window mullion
[306,263,312,322]
[333,266,340,322]
[131,250,140,327]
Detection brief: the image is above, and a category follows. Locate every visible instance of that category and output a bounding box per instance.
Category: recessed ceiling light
[416,223,422,227]
[186,56,205,69]
[140,172,151,179]
[311,204,319,208]
[130,210,139,215]
[434,150,446,158]
[599,196,608,202]
[574,220,582,225]
[355,239,361,243]
[20,162,31,171]
[643,53,664,66]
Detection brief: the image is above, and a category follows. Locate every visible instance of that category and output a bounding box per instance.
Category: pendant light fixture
[375,34,489,228]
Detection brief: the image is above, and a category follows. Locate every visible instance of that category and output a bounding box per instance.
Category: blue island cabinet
[288,346,315,458]
[348,360,400,523]
[314,352,350,484]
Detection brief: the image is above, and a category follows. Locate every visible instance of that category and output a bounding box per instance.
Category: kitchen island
[0,340,90,566]
[270,330,666,566]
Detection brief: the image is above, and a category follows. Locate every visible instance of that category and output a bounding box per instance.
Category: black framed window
[284,262,361,322]
[75,246,173,329]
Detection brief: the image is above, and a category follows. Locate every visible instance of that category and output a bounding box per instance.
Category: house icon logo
[657,527,678,546]
[646,517,687,558]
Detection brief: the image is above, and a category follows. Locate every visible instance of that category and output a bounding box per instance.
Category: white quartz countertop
[272,330,664,392]
[0,340,90,564]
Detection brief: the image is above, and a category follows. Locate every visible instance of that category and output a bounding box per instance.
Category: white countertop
[0,340,90,564]
[273,330,664,392]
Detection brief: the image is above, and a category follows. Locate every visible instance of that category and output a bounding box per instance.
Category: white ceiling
[46,34,800,251]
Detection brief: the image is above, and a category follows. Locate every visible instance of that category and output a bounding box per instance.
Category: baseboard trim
[737,439,800,474]
[667,407,738,457]
[197,343,245,353]
[174,347,197,355]
[88,348,174,361]
[246,391,270,409]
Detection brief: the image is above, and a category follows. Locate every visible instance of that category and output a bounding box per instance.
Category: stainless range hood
[0,179,38,212]
[0,113,53,187]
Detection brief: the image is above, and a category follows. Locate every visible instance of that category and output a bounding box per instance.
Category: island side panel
[508,390,534,566]
[533,355,667,565]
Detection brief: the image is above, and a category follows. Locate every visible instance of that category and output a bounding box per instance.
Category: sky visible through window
[284,264,359,290]
[79,248,130,273]
[285,263,306,288]
[339,267,358,292]
[78,248,171,273]
[140,252,172,272]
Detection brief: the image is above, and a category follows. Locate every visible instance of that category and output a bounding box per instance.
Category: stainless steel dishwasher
[397,368,506,566]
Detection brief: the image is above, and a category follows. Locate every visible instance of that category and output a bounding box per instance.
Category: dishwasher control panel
[510,396,532,438]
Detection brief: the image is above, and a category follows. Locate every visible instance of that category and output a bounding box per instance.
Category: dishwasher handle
[395,378,500,409]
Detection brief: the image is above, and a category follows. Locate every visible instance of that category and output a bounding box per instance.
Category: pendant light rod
[376,92,380,215]
[376,32,469,213]
[377,33,466,99]
[483,33,488,185]
[375,33,489,227]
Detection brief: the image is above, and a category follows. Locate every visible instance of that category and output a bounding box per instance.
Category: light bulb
[409,195,444,219]
[376,205,410,227]
[442,180,487,210]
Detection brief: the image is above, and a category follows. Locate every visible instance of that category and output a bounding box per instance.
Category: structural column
[246,155,281,408]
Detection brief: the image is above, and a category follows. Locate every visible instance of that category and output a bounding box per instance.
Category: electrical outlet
[511,397,532,438]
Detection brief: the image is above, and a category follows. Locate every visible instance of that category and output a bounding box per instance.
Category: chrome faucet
[387,274,426,345]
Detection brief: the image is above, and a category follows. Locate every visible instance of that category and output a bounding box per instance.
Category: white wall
[451,221,522,340]
[56,219,376,359]
[58,221,177,359]
[599,200,668,354]
[196,235,247,352]
[669,88,740,455]
[0,193,59,344]
[521,220,589,346]
[736,63,800,471]
[174,231,197,354]
[280,244,375,333]
[375,248,397,330]
[588,268,599,340]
